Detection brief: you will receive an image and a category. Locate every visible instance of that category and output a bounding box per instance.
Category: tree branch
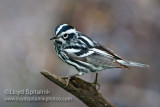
[41,69,116,107]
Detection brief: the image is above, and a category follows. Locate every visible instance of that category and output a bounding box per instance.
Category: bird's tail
[117,60,149,68]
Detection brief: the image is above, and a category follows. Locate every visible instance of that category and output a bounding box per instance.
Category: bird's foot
[62,76,71,87]
[92,80,101,91]
[92,73,100,90]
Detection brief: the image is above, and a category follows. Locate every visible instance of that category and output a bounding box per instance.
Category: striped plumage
[50,24,148,85]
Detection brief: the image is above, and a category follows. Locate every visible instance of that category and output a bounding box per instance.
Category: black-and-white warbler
[50,24,148,86]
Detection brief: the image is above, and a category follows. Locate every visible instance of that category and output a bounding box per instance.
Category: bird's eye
[63,34,68,39]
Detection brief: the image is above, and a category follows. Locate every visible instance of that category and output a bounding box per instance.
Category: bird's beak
[50,36,56,40]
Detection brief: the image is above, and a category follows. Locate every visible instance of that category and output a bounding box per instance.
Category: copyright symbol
[4,89,9,95]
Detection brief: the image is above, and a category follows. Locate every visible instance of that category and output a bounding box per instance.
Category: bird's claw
[62,76,71,87]
[92,81,101,91]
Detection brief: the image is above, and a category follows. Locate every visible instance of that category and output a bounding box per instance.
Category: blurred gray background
[0,0,160,107]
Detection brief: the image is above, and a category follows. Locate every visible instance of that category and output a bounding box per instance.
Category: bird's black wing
[64,45,128,68]
[86,45,128,68]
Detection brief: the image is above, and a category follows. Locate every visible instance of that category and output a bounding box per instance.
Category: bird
[50,24,148,87]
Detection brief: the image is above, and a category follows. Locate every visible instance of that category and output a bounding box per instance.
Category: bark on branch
[41,69,116,107]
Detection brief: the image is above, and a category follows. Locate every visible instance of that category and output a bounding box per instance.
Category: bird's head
[50,24,78,45]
